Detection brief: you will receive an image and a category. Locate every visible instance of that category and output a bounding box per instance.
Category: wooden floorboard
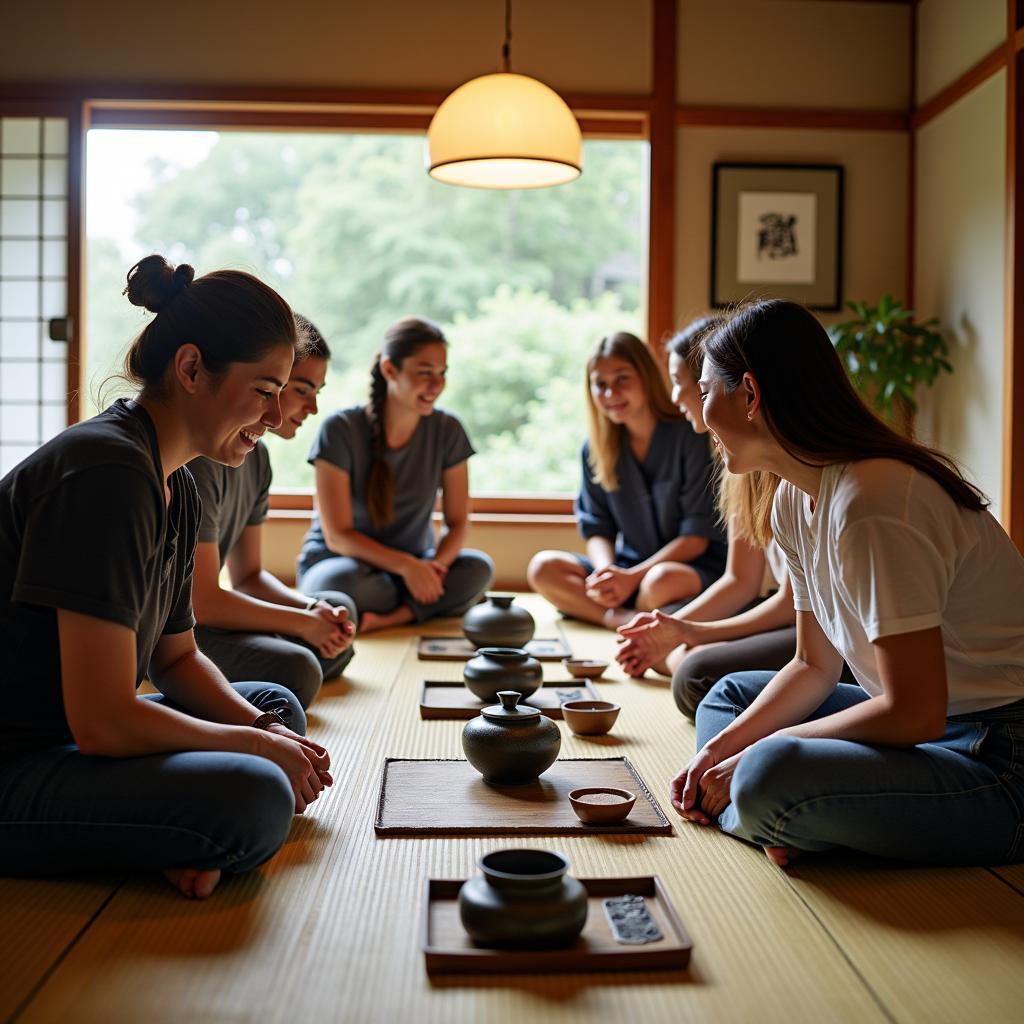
[785,861,1024,1024]
[0,877,120,1023]
[990,863,1024,893]
[7,597,1021,1023]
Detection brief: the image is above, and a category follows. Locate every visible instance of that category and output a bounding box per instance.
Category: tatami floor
[2,594,1023,1024]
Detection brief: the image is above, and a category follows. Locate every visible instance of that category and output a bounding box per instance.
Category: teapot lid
[482,690,541,723]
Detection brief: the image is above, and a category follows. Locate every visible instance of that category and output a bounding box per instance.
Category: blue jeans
[696,671,1024,865]
[195,589,357,709]
[0,682,302,877]
[298,549,494,624]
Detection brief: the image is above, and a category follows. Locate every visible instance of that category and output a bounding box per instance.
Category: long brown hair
[367,316,447,528]
[703,299,987,546]
[121,255,297,394]
[585,331,682,491]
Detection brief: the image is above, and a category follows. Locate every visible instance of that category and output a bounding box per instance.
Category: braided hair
[366,316,447,527]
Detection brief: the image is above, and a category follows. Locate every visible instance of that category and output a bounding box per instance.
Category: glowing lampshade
[427,72,582,189]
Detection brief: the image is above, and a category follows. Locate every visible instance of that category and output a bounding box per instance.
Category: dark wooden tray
[418,636,572,662]
[374,757,673,836]
[419,679,601,720]
[422,875,692,974]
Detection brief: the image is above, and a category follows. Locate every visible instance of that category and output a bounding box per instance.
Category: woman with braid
[297,317,493,632]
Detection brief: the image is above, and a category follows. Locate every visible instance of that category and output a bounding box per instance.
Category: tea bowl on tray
[568,787,637,825]
[562,658,609,680]
[560,699,620,736]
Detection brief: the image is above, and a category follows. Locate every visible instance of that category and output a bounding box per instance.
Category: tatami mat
[4,595,1022,1023]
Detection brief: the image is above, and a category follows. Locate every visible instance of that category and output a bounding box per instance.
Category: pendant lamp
[426,0,582,189]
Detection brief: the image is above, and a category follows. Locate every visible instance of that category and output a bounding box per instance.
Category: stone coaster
[603,894,664,945]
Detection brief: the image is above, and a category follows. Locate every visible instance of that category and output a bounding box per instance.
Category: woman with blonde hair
[529,331,725,630]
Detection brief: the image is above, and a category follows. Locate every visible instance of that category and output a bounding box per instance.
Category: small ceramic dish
[560,699,620,736]
[567,787,637,825]
[562,658,610,680]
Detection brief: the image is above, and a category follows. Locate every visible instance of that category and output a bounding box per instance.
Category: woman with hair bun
[297,316,493,632]
[671,298,1024,868]
[529,331,726,630]
[0,255,332,899]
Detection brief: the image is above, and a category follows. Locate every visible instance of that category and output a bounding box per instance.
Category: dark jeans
[672,625,857,719]
[194,589,357,709]
[696,672,1024,865]
[0,682,301,878]
[297,549,494,624]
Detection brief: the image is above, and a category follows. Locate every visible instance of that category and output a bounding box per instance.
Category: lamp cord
[501,0,511,72]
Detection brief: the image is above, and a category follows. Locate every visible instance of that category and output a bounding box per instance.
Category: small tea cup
[560,699,620,736]
[568,787,637,825]
[562,658,609,680]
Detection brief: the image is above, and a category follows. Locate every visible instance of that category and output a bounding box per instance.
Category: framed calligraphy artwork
[710,162,844,310]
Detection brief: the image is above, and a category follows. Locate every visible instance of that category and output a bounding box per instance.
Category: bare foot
[601,607,635,631]
[764,846,802,868]
[359,606,415,634]
[164,867,222,899]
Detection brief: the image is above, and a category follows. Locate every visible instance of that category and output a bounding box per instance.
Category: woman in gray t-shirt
[297,317,493,631]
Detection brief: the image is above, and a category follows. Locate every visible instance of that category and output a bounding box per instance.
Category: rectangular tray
[419,679,601,720]
[422,875,692,974]
[374,757,673,836]
[418,636,572,662]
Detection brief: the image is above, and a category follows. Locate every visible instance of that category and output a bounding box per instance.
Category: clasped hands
[584,564,639,608]
[615,609,696,677]
[265,722,333,814]
[401,557,448,605]
[302,601,355,659]
[669,747,744,824]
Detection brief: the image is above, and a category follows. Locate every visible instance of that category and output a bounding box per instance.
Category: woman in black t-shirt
[0,256,331,899]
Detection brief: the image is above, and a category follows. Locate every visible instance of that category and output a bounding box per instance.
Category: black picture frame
[710,162,844,311]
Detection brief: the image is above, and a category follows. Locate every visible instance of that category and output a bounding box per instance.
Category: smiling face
[699,354,763,474]
[588,356,648,426]
[383,341,448,417]
[272,355,328,440]
[195,342,295,467]
[668,351,706,433]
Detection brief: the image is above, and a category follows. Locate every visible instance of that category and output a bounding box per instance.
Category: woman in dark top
[297,317,493,632]
[0,256,331,900]
[529,331,726,630]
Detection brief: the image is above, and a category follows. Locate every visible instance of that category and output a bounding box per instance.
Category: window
[85,129,648,496]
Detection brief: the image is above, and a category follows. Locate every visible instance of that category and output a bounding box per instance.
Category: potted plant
[828,295,953,435]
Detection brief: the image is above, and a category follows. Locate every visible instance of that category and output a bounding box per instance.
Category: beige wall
[914,71,1006,515]
[1,0,650,95]
[675,126,909,328]
[678,0,910,109]
[916,0,1005,104]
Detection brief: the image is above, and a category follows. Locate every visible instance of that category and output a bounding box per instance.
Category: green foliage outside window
[86,132,647,492]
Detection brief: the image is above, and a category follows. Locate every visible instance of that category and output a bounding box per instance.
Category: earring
[746,412,753,421]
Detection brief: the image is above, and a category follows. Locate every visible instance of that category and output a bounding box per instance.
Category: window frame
[82,93,653,517]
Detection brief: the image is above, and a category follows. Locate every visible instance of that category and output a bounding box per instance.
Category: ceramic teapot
[463,647,543,703]
[461,691,560,784]
[458,848,588,949]
[462,592,536,648]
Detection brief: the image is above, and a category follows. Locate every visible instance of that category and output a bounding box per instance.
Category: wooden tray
[418,636,572,662]
[422,875,692,974]
[419,679,601,720]
[374,757,673,836]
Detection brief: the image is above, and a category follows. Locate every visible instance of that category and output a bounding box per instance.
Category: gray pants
[194,590,357,709]
[297,549,494,624]
[671,626,857,719]
[0,682,301,877]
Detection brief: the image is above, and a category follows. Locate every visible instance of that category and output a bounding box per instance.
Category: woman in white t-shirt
[616,317,853,717]
[671,298,1024,867]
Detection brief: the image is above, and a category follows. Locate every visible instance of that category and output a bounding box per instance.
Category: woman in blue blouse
[529,331,726,630]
